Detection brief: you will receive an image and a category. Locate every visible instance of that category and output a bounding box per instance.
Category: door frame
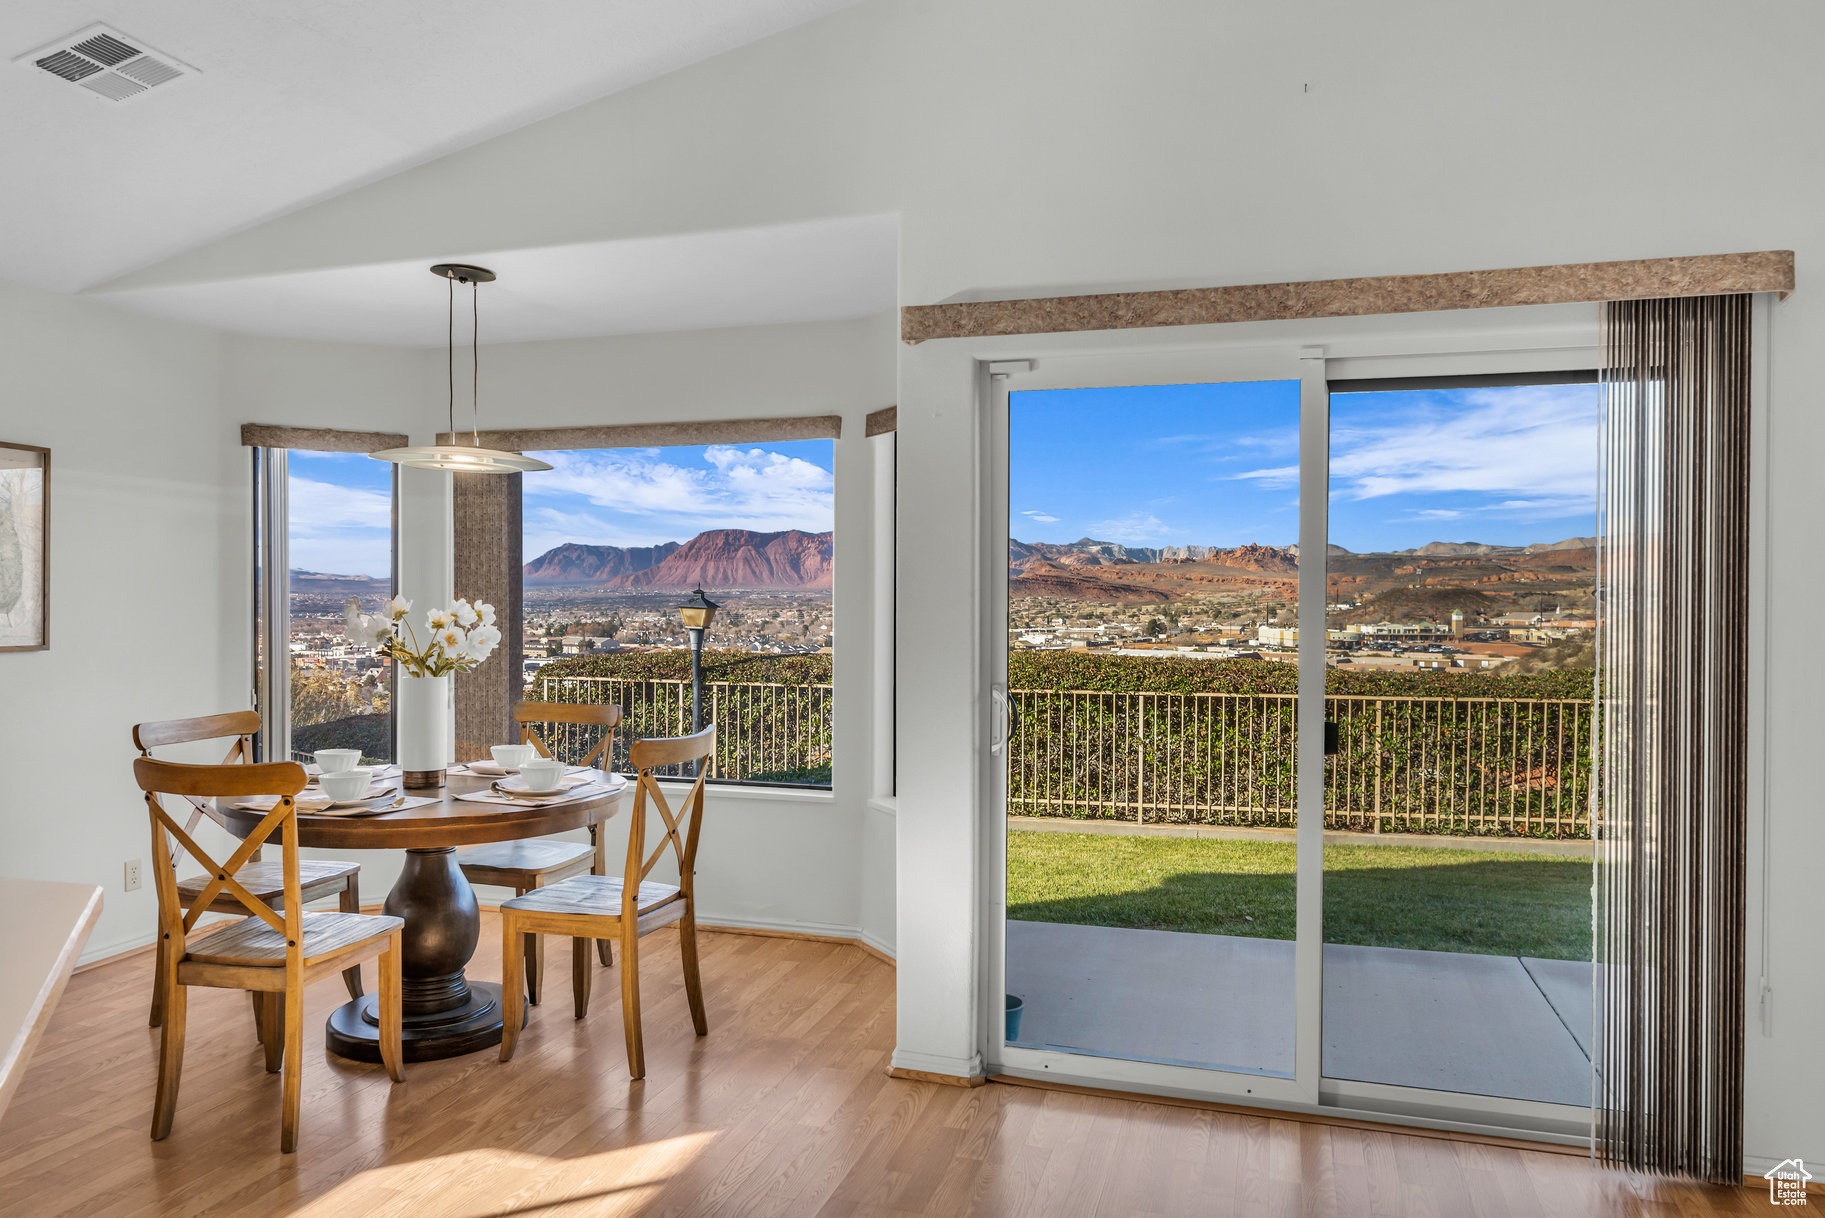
[975,317,1605,1141]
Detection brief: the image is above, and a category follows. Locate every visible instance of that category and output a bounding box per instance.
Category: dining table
[216,766,626,1063]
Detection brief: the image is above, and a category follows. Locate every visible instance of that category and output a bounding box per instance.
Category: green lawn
[1006,831,1592,961]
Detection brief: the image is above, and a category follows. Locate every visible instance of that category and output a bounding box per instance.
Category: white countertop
[0,877,103,1119]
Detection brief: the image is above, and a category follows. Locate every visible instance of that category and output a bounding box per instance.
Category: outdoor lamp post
[677,587,720,746]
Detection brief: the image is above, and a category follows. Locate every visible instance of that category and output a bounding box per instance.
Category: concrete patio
[1006,920,1593,1106]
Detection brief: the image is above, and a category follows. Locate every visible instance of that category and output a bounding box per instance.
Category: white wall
[0,278,234,961]
[18,0,1825,1169]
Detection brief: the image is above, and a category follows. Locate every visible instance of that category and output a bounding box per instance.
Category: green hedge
[1006,651,1595,700]
[538,650,832,686]
[540,648,1594,701]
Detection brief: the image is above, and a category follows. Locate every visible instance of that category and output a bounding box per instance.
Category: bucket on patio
[1005,994,1024,1043]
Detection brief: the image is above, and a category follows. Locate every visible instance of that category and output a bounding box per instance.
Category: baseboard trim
[73,907,899,972]
[698,922,895,967]
[73,940,155,973]
[987,1075,1591,1158]
[889,1067,989,1088]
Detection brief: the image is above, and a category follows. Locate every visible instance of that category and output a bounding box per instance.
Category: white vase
[398,673,451,789]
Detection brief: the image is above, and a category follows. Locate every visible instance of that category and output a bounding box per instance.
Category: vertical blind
[1595,294,1750,1183]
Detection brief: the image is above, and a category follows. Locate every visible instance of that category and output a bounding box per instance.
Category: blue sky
[288,450,393,578]
[521,441,835,560]
[1010,381,1599,553]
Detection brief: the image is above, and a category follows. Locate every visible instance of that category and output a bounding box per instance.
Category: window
[253,447,398,764]
[520,440,835,787]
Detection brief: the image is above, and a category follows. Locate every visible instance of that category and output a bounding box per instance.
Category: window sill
[650,778,836,807]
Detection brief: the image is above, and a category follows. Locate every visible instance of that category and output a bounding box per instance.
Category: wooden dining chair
[134,758,404,1153]
[498,725,714,1080]
[456,700,623,1003]
[133,712,365,1030]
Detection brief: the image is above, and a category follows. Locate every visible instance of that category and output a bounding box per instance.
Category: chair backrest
[514,700,623,770]
[133,711,262,859]
[132,758,308,963]
[624,726,716,919]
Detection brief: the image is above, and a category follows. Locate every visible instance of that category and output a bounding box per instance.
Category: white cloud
[287,477,391,530]
[1020,509,1061,524]
[1088,511,1171,544]
[521,445,834,555]
[1231,386,1598,509]
[285,476,392,577]
[1326,386,1597,502]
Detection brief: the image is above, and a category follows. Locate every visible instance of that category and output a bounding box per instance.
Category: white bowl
[517,758,565,793]
[319,768,373,801]
[491,744,534,771]
[314,749,361,774]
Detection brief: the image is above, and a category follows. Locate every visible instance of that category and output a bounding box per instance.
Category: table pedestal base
[326,981,517,1062]
[324,844,522,1063]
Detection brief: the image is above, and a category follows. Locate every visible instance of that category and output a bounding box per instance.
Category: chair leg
[590,825,613,968]
[499,913,525,1063]
[679,909,708,1037]
[150,977,185,1141]
[619,929,643,1079]
[148,937,167,1028]
[378,935,404,1083]
[280,982,304,1154]
[572,935,592,1020]
[250,990,266,1049]
[259,992,283,1074]
[339,880,365,1000]
[521,888,542,1006]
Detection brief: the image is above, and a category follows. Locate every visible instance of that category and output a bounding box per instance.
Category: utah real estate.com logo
[1766,1158,1813,1206]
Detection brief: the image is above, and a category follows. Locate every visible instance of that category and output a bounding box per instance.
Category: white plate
[493,774,589,797]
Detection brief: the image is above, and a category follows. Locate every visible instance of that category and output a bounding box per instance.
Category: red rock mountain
[523,541,680,584]
[613,529,833,590]
[524,530,833,590]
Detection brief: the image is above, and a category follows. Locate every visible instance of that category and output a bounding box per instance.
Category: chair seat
[456,839,593,882]
[187,911,402,967]
[176,858,358,907]
[501,875,686,934]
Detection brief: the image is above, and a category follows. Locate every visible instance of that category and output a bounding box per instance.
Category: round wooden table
[218,771,626,1063]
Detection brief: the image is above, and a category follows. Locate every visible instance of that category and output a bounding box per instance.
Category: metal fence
[532,677,1594,835]
[536,675,834,786]
[1008,689,1594,838]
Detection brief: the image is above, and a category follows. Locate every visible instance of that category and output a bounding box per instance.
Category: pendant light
[370,264,553,474]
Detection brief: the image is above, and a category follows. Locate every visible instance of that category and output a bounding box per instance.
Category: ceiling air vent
[14,24,196,102]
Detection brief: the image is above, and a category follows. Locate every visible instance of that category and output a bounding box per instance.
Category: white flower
[469,623,502,657]
[452,598,479,628]
[342,598,364,633]
[477,601,496,627]
[386,595,412,621]
[435,624,468,657]
[364,616,395,647]
[427,608,452,631]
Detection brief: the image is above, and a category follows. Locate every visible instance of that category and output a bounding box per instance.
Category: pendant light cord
[446,272,457,440]
[472,279,481,446]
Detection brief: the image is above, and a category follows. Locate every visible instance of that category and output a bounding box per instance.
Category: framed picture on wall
[0,441,48,652]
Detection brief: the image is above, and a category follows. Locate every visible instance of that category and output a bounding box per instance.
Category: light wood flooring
[0,914,1785,1216]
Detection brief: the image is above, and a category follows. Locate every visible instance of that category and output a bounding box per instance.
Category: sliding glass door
[989,352,1325,1106]
[987,352,1597,1132]
[1319,374,1600,1109]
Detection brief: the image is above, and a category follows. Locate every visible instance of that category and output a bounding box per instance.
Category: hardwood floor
[0,915,1782,1216]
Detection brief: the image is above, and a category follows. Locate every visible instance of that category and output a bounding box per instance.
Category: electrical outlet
[124,859,142,892]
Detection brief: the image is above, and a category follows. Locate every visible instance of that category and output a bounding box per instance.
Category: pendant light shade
[370,264,553,474]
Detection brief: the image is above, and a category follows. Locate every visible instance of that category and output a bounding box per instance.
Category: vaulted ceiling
[0,0,863,311]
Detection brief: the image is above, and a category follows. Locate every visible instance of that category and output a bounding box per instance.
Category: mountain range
[1008,535,1597,611]
[524,528,833,590]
